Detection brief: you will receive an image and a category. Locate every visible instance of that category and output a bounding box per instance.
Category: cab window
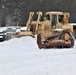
[45,14,50,20]
[52,15,57,29]
[58,15,64,22]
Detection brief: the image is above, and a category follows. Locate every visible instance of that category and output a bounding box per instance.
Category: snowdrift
[0,36,76,75]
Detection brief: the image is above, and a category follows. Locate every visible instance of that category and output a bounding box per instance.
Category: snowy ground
[0,36,76,75]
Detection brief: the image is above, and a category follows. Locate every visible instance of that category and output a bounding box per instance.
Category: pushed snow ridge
[0,36,76,75]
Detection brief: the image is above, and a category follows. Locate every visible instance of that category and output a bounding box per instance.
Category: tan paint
[26,12,34,31]
[26,11,73,37]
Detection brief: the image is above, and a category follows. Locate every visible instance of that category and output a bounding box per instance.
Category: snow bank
[0,36,76,75]
[0,27,7,32]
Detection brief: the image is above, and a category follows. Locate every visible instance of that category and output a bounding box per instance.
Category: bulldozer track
[37,30,74,49]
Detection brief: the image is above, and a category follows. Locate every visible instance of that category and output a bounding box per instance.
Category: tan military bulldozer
[26,11,74,49]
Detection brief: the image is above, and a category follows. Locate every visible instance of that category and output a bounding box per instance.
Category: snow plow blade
[14,31,35,38]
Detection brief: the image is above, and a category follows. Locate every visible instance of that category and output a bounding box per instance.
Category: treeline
[0,0,76,26]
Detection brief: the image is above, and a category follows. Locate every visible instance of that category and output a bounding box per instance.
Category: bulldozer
[26,11,74,49]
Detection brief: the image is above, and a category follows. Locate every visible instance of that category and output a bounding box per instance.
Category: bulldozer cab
[45,12,70,29]
[26,11,71,34]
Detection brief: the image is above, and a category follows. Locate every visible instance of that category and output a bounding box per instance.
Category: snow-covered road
[0,36,76,75]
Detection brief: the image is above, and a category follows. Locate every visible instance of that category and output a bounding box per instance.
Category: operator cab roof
[46,11,69,15]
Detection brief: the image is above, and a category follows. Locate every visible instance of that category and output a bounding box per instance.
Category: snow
[0,26,17,32]
[0,36,76,75]
[70,23,76,26]
[0,27,7,32]
[20,27,27,31]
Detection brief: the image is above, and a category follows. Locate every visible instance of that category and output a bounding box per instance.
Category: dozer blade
[14,31,35,38]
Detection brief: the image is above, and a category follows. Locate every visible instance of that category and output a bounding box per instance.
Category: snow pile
[0,36,76,75]
[0,27,7,32]
[20,27,27,31]
[0,26,17,32]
